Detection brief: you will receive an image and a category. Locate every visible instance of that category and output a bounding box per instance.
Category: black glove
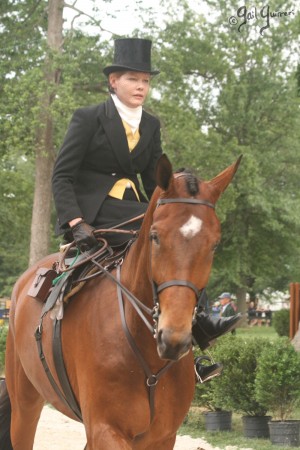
[71,220,99,252]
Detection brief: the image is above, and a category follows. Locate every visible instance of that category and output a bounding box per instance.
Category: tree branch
[63,1,111,33]
[73,83,107,93]
[23,0,44,23]
[184,70,217,81]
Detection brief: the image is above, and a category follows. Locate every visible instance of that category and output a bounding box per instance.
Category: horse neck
[120,189,160,307]
[116,213,160,365]
[121,223,152,306]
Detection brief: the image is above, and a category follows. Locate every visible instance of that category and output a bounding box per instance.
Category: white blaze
[180,215,203,239]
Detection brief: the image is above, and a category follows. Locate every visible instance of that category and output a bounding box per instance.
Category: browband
[156,198,215,209]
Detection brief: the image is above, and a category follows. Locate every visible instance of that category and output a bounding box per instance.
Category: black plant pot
[242,415,272,439]
[204,411,232,432]
[268,420,300,447]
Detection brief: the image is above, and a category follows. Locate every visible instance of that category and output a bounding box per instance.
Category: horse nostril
[157,328,192,361]
[157,329,163,345]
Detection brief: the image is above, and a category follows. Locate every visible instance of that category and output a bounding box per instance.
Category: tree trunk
[236,286,247,314]
[29,0,63,266]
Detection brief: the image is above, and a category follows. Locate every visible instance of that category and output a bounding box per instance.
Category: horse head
[148,154,242,361]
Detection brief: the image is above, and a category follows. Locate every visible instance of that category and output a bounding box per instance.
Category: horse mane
[175,168,200,196]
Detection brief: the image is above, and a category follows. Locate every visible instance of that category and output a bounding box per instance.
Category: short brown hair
[107,71,126,93]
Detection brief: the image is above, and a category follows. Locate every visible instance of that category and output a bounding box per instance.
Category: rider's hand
[71,220,99,252]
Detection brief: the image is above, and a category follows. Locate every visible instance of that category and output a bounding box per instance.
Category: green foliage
[195,336,239,412]
[0,154,33,295]
[255,337,300,420]
[196,334,300,421]
[0,2,109,292]
[0,0,300,298]
[0,325,8,374]
[196,336,270,416]
[213,336,270,416]
[272,309,290,337]
[195,372,224,412]
[180,408,300,450]
[156,0,300,299]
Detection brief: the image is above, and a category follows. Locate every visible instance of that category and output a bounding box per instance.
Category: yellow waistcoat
[108,120,140,201]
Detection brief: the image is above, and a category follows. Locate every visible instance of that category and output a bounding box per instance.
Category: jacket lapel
[99,97,133,174]
[130,112,157,162]
[99,97,155,171]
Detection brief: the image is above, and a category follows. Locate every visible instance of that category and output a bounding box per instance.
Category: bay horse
[1,154,241,449]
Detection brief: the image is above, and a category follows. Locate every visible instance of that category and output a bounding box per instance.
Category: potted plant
[255,337,300,447]
[208,335,272,438]
[195,365,232,432]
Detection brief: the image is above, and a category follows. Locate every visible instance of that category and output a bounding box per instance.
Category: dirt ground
[33,405,217,450]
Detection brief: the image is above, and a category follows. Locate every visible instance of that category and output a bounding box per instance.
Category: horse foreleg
[6,336,44,450]
[134,433,177,450]
[152,435,177,450]
[85,424,133,450]
[9,375,44,450]
[11,397,44,450]
[0,378,13,450]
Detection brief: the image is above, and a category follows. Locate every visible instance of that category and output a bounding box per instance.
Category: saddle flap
[28,267,57,302]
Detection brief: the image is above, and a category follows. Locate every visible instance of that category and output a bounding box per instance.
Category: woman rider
[52,38,241,382]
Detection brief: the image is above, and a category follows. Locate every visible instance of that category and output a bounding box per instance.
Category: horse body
[2,155,241,449]
[7,255,194,449]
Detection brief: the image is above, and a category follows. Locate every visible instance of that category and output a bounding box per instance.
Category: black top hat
[103,38,159,76]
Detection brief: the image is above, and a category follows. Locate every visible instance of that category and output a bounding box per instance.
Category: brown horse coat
[2,154,241,449]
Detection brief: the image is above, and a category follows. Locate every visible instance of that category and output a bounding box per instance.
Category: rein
[88,260,174,423]
[35,193,216,426]
[116,265,174,423]
[90,258,154,334]
[97,195,216,423]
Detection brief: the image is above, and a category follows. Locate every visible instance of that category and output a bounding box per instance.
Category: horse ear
[155,154,173,191]
[208,155,242,201]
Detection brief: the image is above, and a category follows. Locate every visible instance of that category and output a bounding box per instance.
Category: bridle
[88,194,216,424]
[89,195,215,334]
[151,196,215,334]
[88,195,215,334]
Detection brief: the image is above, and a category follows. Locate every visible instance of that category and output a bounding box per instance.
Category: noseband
[152,196,215,333]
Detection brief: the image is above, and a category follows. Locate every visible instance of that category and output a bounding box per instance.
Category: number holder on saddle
[28,268,58,303]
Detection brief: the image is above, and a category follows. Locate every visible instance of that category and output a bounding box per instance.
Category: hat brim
[103,64,160,76]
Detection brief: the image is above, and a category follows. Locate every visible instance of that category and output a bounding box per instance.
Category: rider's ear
[155,154,173,191]
[208,155,242,202]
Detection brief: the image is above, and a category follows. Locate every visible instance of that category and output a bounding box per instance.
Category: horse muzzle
[156,328,192,361]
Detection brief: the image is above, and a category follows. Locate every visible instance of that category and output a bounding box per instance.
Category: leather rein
[93,196,215,338]
[91,196,216,423]
[35,195,215,426]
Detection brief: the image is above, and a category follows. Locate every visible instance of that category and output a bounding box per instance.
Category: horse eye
[150,231,160,245]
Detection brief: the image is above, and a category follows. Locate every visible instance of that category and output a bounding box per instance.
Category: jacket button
[111,173,116,176]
